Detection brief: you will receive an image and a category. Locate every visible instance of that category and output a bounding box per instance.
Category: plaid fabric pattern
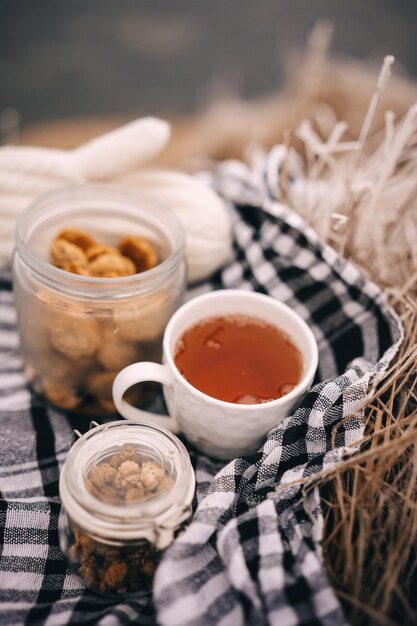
[0,149,402,625]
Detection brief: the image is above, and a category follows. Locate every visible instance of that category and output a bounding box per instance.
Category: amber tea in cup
[173,315,303,404]
[113,290,318,458]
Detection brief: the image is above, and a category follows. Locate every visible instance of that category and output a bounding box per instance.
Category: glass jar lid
[59,421,195,549]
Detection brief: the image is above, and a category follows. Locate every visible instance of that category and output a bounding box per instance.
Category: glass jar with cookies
[59,420,195,595]
[12,185,186,414]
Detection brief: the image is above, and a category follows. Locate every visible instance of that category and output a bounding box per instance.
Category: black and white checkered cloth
[0,148,402,626]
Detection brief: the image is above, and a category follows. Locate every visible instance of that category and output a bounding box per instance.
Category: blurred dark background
[0,0,416,129]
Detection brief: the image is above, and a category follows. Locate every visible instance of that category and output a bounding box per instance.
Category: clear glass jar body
[59,420,195,596]
[12,185,186,414]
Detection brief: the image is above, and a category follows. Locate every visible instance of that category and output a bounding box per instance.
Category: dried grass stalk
[317,297,417,625]
[288,67,417,291]
[284,38,417,626]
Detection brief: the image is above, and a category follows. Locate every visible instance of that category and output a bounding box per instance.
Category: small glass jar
[59,420,195,596]
[12,185,186,414]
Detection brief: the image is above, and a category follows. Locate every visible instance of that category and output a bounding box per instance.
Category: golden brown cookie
[113,291,171,342]
[49,311,101,360]
[55,228,97,251]
[50,239,88,271]
[118,235,158,273]
[86,244,120,262]
[96,326,141,371]
[88,253,136,278]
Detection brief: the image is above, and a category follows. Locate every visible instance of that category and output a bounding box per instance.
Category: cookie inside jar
[13,185,186,416]
[49,228,159,277]
[24,285,173,414]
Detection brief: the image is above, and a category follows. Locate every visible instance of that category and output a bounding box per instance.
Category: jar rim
[15,184,186,298]
[59,420,195,546]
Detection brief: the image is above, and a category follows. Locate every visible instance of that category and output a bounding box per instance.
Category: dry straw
[284,30,417,626]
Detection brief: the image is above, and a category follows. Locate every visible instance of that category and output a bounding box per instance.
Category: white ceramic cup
[113,290,318,460]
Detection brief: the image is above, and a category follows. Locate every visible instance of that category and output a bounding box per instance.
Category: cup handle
[112,362,179,433]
